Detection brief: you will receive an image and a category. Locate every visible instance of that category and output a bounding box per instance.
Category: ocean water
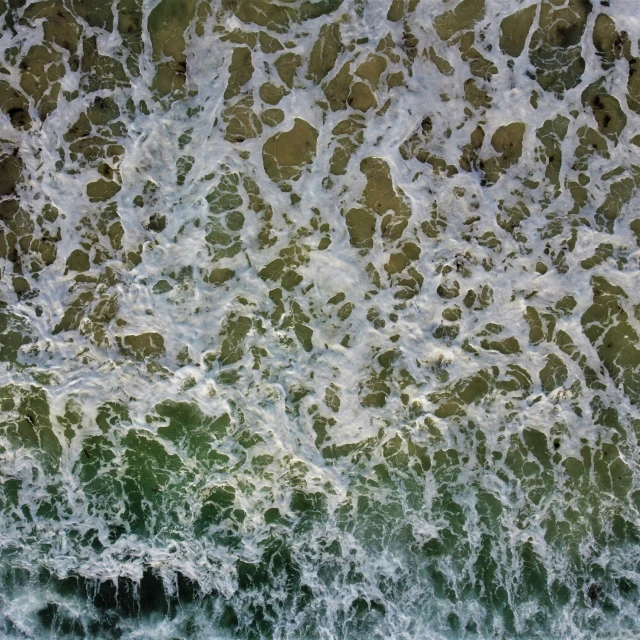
[1,0,640,637]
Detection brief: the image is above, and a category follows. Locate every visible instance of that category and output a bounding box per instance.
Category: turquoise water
[1,0,640,637]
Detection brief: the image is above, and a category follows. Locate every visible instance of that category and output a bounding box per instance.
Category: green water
[1,0,640,637]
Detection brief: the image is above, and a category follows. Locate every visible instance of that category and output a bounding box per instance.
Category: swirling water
[1,0,640,637]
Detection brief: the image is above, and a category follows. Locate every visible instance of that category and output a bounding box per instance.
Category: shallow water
[1,0,640,638]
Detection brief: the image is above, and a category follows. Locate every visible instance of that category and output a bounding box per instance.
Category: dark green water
[1,0,640,637]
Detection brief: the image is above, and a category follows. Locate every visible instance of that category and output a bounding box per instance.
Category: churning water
[1,0,640,637]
